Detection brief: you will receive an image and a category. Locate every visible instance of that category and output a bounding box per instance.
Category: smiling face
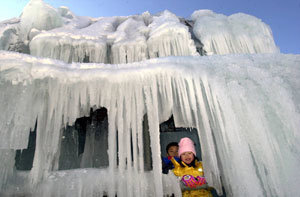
[180,151,195,165]
[167,145,179,157]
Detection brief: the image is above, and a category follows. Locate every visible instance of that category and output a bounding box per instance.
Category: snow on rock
[192,10,279,55]
[0,51,300,196]
[20,0,63,40]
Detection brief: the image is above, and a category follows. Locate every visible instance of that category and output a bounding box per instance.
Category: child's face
[167,146,179,157]
[180,151,194,164]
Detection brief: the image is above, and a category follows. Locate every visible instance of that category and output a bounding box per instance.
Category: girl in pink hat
[171,137,212,197]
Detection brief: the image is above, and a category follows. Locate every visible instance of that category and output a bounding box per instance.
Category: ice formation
[0,51,300,196]
[1,0,279,64]
[191,10,279,55]
[1,0,299,197]
[20,0,63,40]
[29,10,198,64]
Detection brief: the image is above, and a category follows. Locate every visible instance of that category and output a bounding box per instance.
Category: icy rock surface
[0,51,300,196]
[0,19,19,51]
[0,18,29,53]
[192,10,279,55]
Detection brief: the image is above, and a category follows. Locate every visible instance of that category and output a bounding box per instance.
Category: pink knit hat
[178,137,196,156]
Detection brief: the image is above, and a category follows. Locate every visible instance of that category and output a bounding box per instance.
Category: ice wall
[192,10,279,55]
[0,51,299,196]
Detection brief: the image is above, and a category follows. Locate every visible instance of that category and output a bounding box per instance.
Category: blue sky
[1,0,300,54]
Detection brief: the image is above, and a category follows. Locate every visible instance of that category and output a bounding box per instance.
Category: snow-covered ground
[0,0,299,197]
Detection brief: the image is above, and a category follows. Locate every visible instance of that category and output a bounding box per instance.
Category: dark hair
[166,142,178,153]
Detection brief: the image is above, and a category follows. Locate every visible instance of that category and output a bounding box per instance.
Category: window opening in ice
[15,121,37,171]
[83,54,90,63]
[159,115,202,160]
[58,107,108,170]
[142,114,152,171]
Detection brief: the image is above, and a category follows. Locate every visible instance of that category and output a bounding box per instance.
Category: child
[171,137,212,197]
[162,142,180,174]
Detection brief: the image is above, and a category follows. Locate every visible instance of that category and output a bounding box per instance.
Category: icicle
[107,85,118,197]
[1,51,300,196]
[144,76,164,196]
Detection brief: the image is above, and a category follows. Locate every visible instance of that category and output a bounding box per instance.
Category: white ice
[192,10,279,55]
[20,0,63,41]
[0,51,299,196]
[1,1,280,65]
[26,3,198,64]
[0,1,298,196]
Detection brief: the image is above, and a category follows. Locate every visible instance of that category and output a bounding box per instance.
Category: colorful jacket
[171,157,207,188]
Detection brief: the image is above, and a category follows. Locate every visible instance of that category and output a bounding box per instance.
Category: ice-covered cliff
[0,0,299,197]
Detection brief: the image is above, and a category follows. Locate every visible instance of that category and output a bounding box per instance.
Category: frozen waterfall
[0,51,299,196]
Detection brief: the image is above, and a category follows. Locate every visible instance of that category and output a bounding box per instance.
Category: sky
[0,0,299,54]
